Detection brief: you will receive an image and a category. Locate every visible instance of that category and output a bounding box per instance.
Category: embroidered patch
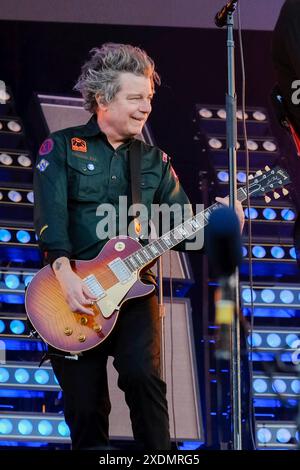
[71,137,87,152]
[162,152,168,163]
[36,159,49,172]
[39,138,54,156]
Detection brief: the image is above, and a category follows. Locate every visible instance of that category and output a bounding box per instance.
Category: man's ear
[95,92,108,111]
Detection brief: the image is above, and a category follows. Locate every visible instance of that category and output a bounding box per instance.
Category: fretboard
[123,187,247,273]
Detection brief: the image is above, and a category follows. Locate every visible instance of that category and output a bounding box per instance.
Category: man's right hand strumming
[52,257,97,315]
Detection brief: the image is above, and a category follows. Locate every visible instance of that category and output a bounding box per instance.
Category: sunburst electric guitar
[25,166,291,353]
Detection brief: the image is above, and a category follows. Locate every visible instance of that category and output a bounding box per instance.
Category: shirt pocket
[67,159,105,202]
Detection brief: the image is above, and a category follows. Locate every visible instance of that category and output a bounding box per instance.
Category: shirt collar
[81,114,104,137]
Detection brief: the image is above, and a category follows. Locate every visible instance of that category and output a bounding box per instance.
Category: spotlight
[253,111,266,121]
[209,138,222,149]
[279,290,294,304]
[217,109,226,119]
[0,153,13,165]
[16,230,30,244]
[0,229,12,242]
[217,171,229,182]
[7,120,21,133]
[266,333,281,347]
[252,246,266,258]
[244,208,258,219]
[38,420,53,436]
[263,208,277,220]
[27,192,34,204]
[9,320,25,335]
[271,246,285,259]
[4,274,20,289]
[261,289,275,303]
[14,369,30,384]
[7,191,22,203]
[199,108,213,118]
[263,140,277,152]
[236,110,248,120]
[247,140,258,151]
[18,419,33,435]
[17,155,31,167]
[281,209,295,221]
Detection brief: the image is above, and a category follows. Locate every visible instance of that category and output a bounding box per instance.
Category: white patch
[36,159,49,172]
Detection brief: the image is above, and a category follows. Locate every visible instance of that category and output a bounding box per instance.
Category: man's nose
[139,100,152,113]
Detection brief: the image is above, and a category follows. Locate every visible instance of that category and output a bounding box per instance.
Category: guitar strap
[129,140,142,238]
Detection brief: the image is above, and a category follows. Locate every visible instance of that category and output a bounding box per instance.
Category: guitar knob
[282,188,289,196]
[264,195,271,203]
[273,191,280,199]
[264,166,270,171]
[248,175,254,180]
[80,316,88,325]
[64,327,73,336]
[78,334,86,342]
[255,170,262,176]
[93,324,102,333]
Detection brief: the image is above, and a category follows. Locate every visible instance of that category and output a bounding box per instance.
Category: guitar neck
[123,186,247,273]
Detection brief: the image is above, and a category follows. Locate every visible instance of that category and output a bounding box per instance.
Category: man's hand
[52,257,98,315]
[215,196,245,233]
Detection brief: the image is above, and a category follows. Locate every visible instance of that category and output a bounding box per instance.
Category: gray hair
[74,43,161,113]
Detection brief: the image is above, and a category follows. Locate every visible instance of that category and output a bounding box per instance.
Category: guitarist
[34,43,245,450]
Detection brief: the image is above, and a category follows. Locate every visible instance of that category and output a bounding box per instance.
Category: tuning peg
[248,174,254,180]
[255,170,263,176]
[282,188,289,196]
[264,165,270,171]
[273,191,280,199]
[265,195,271,203]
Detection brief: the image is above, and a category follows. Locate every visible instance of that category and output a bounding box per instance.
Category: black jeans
[50,290,171,450]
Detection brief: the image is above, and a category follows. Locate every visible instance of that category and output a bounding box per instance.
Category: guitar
[25,166,291,353]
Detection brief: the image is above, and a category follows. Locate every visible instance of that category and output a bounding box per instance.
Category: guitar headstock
[244,166,291,203]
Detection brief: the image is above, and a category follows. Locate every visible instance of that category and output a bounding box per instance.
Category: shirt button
[111,175,117,180]
[87,163,95,171]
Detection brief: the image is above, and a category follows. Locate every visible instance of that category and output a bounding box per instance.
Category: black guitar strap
[129,140,142,237]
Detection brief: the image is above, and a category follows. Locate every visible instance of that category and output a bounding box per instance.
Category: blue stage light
[0,229,11,242]
[34,370,50,385]
[242,246,247,257]
[237,172,246,183]
[271,246,285,259]
[257,428,272,443]
[280,290,294,304]
[281,209,295,221]
[253,378,268,393]
[286,334,299,348]
[18,419,33,435]
[244,208,258,219]
[263,208,277,220]
[24,275,34,287]
[290,247,296,259]
[58,421,70,437]
[4,274,20,289]
[242,288,256,303]
[261,289,275,303]
[9,320,25,335]
[0,368,9,383]
[276,428,291,443]
[291,380,300,394]
[252,246,266,258]
[38,420,53,436]
[0,320,5,333]
[266,333,281,348]
[16,230,30,244]
[248,332,262,347]
[272,379,287,394]
[0,419,13,434]
[15,368,30,384]
[217,171,229,182]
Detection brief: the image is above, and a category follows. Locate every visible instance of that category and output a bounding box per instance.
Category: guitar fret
[162,236,173,248]
[124,259,134,272]
[141,248,152,261]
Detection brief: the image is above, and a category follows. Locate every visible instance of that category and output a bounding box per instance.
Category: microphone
[207,206,242,360]
[215,0,239,28]
[206,206,242,278]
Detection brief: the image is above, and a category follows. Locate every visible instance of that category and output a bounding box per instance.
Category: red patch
[162,152,168,163]
[71,137,87,153]
[39,138,54,156]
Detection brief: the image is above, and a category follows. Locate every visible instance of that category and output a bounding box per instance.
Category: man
[34,43,244,450]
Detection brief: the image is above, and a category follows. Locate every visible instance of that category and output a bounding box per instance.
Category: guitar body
[25,236,155,353]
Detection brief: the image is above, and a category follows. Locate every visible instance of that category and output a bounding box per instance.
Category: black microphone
[206,206,242,278]
[207,206,242,360]
[215,0,239,28]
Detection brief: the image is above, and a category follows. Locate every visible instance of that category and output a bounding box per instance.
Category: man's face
[98,72,153,139]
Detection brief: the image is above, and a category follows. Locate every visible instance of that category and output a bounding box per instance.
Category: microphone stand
[215,0,242,450]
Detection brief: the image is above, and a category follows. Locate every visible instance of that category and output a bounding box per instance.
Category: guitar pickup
[83,275,106,299]
[108,258,133,284]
